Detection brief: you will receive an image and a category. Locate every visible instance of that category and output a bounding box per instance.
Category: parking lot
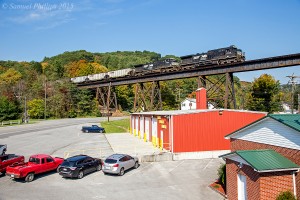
[0,118,224,200]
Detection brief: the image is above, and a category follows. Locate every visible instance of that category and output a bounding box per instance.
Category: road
[0,117,224,200]
[0,117,125,158]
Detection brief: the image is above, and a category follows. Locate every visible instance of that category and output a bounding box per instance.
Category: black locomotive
[134,45,245,74]
[181,45,245,66]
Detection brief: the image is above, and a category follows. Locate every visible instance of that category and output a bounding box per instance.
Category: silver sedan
[102,154,139,176]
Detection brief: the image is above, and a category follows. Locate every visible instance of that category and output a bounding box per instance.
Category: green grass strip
[101,118,130,133]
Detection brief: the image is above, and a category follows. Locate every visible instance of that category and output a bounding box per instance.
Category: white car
[102,154,139,176]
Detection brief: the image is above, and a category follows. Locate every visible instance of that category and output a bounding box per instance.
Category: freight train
[71,45,245,83]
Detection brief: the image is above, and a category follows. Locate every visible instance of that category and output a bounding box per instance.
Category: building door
[238,174,247,200]
[140,117,144,141]
[135,117,139,138]
[131,116,135,134]
[152,118,158,147]
[160,130,163,149]
[145,117,150,142]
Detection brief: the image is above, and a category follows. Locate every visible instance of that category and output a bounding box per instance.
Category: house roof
[269,114,300,132]
[132,109,266,116]
[181,98,196,103]
[225,114,300,138]
[220,149,300,172]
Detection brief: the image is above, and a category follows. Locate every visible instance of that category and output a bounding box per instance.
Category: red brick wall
[230,139,300,199]
[226,159,294,200]
[260,172,294,200]
[226,159,260,200]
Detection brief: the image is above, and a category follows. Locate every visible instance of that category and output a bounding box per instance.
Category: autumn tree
[28,99,45,119]
[65,60,108,77]
[0,68,22,98]
[245,74,281,113]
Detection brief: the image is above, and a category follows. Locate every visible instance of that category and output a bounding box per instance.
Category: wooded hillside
[0,50,297,121]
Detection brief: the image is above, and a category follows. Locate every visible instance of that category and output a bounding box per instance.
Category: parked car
[0,154,25,175]
[6,154,63,182]
[102,154,139,176]
[0,144,7,155]
[57,155,102,179]
[81,125,105,133]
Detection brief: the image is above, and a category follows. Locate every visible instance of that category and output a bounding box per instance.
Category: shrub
[217,164,226,186]
[276,191,296,200]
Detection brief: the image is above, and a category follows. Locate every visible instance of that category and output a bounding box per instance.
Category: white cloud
[35,17,74,30]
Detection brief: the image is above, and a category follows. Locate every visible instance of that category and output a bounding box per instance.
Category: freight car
[70,45,245,84]
[71,68,134,83]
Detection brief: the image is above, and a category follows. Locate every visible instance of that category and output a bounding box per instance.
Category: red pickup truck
[6,154,64,182]
[0,154,25,175]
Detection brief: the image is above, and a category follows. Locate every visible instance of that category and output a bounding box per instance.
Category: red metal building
[131,109,266,158]
[130,88,267,159]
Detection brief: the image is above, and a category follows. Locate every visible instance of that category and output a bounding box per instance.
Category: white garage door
[145,117,150,142]
[152,118,157,146]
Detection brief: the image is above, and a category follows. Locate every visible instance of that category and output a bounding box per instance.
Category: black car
[81,125,105,133]
[57,155,102,179]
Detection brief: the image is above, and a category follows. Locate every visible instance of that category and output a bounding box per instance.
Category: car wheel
[119,168,125,176]
[85,130,89,133]
[25,173,35,182]
[99,130,103,133]
[77,170,84,179]
[57,165,61,173]
[134,161,139,169]
[96,164,102,171]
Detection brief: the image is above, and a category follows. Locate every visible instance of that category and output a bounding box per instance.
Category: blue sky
[0,0,299,84]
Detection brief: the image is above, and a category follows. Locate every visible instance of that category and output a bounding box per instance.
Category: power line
[286,73,300,114]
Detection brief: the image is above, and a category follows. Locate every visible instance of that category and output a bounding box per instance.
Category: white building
[181,98,214,110]
[181,98,196,110]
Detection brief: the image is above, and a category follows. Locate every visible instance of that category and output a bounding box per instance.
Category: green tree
[246,74,281,113]
[74,89,94,116]
[115,85,134,111]
[0,96,20,121]
[28,99,45,119]
[161,81,178,110]
[276,191,296,200]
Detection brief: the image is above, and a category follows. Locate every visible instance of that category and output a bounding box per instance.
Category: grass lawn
[101,118,130,133]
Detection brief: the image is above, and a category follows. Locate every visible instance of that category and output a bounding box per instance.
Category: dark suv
[57,155,102,179]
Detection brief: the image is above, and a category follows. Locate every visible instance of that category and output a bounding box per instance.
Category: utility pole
[44,74,47,120]
[286,74,300,114]
[24,96,27,123]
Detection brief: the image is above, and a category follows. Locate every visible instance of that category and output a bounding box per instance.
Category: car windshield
[29,157,40,164]
[105,158,117,164]
[61,161,77,167]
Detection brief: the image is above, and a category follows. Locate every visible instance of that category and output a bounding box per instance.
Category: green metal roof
[269,114,300,132]
[221,149,300,172]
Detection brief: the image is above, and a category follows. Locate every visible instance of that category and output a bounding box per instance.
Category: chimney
[196,88,207,109]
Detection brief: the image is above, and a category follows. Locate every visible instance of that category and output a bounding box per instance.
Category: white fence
[0,121,22,126]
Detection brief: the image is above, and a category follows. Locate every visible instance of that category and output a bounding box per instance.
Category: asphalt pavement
[0,117,224,200]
